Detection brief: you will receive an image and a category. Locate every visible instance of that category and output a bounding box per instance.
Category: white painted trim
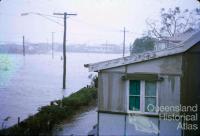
[127,80,159,115]
[156,81,159,109]
[140,81,145,112]
[125,80,129,112]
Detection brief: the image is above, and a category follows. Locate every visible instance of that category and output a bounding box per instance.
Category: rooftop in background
[85,29,200,72]
[167,28,199,43]
[154,28,199,51]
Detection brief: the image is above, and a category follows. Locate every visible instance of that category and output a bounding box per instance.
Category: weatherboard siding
[98,72,127,112]
[159,75,181,108]
[98,55,182,113]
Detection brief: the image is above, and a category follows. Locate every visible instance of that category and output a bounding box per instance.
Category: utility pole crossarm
[66,13,77,16]
[53,13,77,16]
[53,13,64,15]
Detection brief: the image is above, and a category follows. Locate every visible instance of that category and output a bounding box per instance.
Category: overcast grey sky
[0,0,199,45]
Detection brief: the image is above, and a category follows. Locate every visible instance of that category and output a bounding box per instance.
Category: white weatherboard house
[85,30,200,136]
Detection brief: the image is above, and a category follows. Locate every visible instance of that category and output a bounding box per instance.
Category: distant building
[85,30,200,136]
[154,28,198,51]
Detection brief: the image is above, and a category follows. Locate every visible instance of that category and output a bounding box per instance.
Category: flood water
[0,52,121,130]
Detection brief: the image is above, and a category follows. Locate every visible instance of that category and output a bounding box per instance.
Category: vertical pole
[63,13,67,89]
[23,36,25,56]
[123,27,126,57]
[97,112,99,136]
[53,12,76,89]
[106,40,108,53]
[17,117,20,125]
[52,32,54,59]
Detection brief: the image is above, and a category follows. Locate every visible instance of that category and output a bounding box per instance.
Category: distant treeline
[0,43,129,54]
[0,43,52,54]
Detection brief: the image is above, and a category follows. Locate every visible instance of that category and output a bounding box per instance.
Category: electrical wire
[30,13,64,26]
[34,13,63,19]
[70,18,121,32]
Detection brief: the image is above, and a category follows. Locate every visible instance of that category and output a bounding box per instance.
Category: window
[129,80,157,113]
[145,81,157,112]
[129,80,140,111]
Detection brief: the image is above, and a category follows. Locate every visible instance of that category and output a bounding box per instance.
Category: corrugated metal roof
[85,30,200,72]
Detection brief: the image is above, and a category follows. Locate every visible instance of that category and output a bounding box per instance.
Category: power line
[69,18,143,39]
[70,18,121,32]
[21,12,64,26]
[33,13,64,26]
[38,14,63,26]
[36,13,63,19]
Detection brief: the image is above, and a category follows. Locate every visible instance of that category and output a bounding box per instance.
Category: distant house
[85,30,200,136]
[154,28,198,51]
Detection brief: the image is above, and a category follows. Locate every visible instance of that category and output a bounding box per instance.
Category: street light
[21,12,60,59]
[21,12,63,26]
[21,13,30,16]
[21,12,46,17]
[21,12,43,17]
[21,11,77,89]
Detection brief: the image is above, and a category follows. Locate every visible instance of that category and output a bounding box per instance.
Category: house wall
[98,72,127,112]
[159,75,181,107]
[98,55,182,112]
[98,112,181,136]
[126,55,182,75]
[181,42,200,136]
[97,54,183,135]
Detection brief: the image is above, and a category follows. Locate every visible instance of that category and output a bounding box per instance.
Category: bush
[0,87,97,136]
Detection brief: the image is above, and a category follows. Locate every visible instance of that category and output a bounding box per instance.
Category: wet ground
[53,107,97,136]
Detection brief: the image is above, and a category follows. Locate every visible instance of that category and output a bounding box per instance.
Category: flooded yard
[0,52,120,130]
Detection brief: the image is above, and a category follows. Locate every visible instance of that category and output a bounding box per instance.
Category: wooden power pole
[52,32,54,59]
[121,27,129,57]
[53,12,77,89]
[22,36,25,56]
[123,27,126,57]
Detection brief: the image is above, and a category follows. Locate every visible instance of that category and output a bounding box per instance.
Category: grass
[0,87,97,136]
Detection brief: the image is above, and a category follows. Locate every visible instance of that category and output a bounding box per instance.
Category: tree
[88,74,98,88]
[146,7,200,39]
[130,36,155,55]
